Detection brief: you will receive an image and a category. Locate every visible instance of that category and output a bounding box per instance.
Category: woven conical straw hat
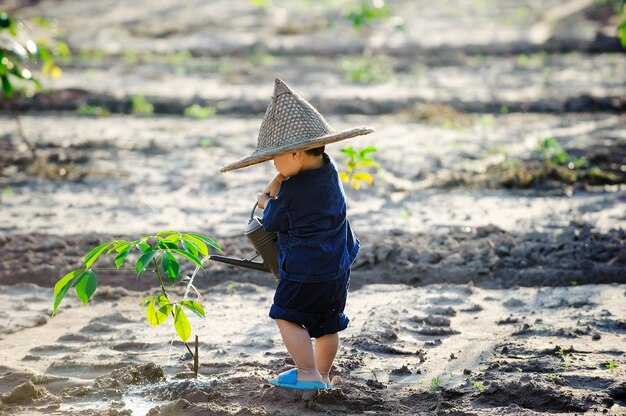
[219,78,374,172]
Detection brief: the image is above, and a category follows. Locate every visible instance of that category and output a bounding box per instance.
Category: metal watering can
[208,202,280,281]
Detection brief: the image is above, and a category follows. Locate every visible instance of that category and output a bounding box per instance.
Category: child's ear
[292,151,302,160]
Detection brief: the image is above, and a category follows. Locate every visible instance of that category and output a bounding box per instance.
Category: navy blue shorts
[269,270,350,338]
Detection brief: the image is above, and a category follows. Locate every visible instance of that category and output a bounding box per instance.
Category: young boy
[220,78,373,390]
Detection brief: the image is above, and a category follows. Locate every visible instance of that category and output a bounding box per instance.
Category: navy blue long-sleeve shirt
[262,153,359,282]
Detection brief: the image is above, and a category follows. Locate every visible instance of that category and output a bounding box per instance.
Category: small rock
[366,379,385,389]
[390,365,412,376]
[2,381,47,404]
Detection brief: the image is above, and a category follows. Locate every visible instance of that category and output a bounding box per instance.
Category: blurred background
[0,0,625,288]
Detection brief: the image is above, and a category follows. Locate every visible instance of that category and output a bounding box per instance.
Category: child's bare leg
[314,332,339,385]
[275,319,323,383]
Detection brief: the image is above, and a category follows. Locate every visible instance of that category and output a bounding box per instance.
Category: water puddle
[59,376,214,415]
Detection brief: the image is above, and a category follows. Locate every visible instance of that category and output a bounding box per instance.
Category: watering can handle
[250,201,259,221]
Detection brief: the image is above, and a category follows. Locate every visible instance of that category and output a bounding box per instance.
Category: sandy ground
[1,0,625,415]
[0,281,625,416]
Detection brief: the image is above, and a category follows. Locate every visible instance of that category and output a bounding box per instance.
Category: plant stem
[8,99,36,160]
[194,335,199,378]
[152,258,195,359]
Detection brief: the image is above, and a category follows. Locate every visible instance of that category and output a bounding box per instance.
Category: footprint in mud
[409,315,459,337]
[79,321,115,333]
[425,306,457,316]
[503,298,526,308]
[110,341,154,352]
[57,333,93,342]
[28,344,78,355]
[410,315,452,327]
[474,380,588,412]
[428,296,464,305]
[90,312,135,325]
[460,303,483,312]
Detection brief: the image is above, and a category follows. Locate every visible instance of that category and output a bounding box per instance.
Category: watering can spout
[208,254,270,273]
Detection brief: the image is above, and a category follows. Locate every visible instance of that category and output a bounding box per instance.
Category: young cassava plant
[339,145,379,190]
[52,231,220,359]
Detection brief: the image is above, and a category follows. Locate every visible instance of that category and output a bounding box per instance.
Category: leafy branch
[52,231,221,354]
[1,12,70,159]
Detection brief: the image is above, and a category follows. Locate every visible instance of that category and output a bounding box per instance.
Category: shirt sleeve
[262,196,290,233]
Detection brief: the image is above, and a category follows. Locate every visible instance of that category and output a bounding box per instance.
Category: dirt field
[0,0,625,415]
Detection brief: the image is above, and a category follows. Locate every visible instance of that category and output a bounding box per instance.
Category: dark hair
[304,146,325,156]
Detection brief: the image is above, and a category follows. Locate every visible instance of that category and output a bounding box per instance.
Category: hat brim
[219,127,374,172]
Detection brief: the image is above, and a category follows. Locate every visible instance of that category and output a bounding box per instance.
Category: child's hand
[257,192,271,209]
[262,173,285,198]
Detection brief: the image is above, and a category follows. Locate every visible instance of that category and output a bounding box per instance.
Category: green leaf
[145,298,168,326]
[358,146,377,156]
[187,233,221,252]
[75,270,98,304]
[1,74,13,98]
[157,230,178,236]
[158,240,178,250]
[52,269,86,316]
[162,251,179,282]
[115,245,131,270]
[182,234,208,256]
[179,300,206,319]
[136,241,151,253]
[141,295,153,307]
[155,295,169,307]
[173,306,192,342]
[341,146,356,157]
[163,233,180,243]
[171,249,203,268]
[135,250,159,277]
[158,303,173,317]
[181,239,199,257]
[84,242,113,268]
[106,240,129,255]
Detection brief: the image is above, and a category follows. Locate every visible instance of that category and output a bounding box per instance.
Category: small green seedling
[339,145,380,190]
[346,0,391,29]
[517,368,523,373]
[430,376,443,390]
[605,361,617,373]
[76,104,110,117]
[52,231,220,354]
[340,57,392,84]
[131,94,154,114]
[184,104,216,119]
[473,381,485,391]
[537,138,586,169]
[557,348,566,356]
[547,374,559,381]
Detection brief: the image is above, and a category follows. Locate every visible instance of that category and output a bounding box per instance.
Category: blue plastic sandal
[269,369,329,390]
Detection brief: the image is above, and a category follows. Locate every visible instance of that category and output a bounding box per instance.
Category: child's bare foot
[296,368,324,383]
[330,375,342,386]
